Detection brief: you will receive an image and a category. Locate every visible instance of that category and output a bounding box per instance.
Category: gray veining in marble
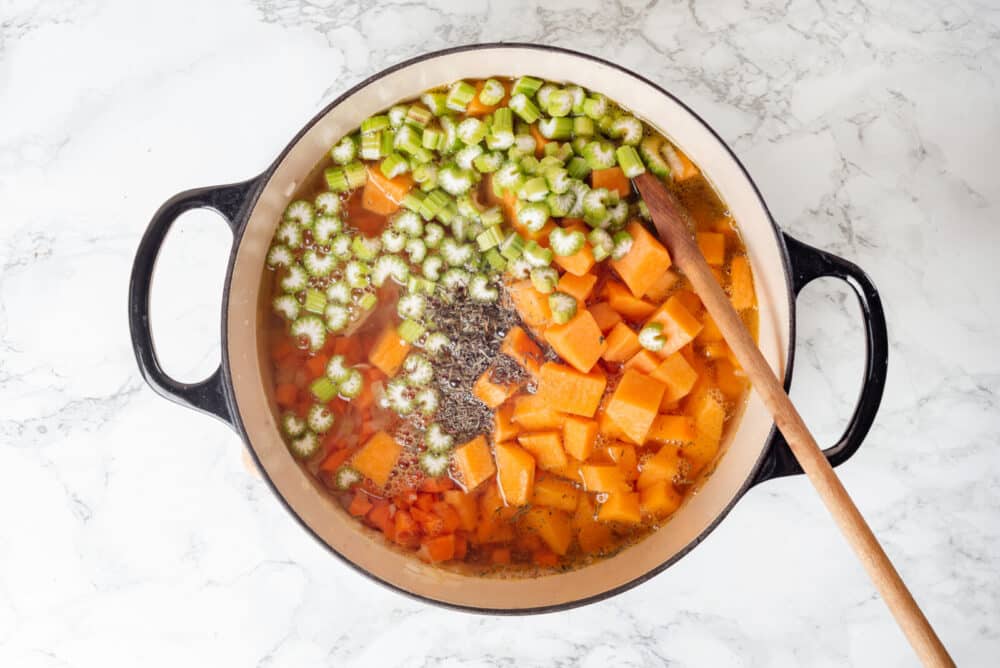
[1,0,997,665]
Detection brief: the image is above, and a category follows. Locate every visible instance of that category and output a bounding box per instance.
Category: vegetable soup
[262,76,757,573]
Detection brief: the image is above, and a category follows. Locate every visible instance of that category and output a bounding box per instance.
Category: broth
[261,77,757,574]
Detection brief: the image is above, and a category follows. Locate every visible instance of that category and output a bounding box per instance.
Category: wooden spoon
[633,172,953,667]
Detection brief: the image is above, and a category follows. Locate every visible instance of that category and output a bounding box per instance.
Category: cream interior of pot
[226,46,791,610]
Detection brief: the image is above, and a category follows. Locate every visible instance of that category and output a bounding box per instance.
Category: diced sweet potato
[605,369,667,444]
[640,481,684,517]
[624,349,660,374]
[368,326,411,376]
[452,435,496,492]
[730,255,755,310]
[636,444,684,490]
[557,271,598,302]
[715,359,749,402]
[351,431,402,488]
[597,492,642,524]
[588,301,622,333]
[643,269,679,303]
[553,223,596,276]
[500,326,543,377]
[646,415,696,446]
[610,221,673,298]
[536,361,607,417]
[580,464,628,493]
[682,432,720,476]
[696,232,726,265]
[511,394,564,431]
[562,416,599,461]
[493,402,521,443]
[590,167,631,197]
[473,369,517,408]
[508,280,551,327]
[521,507,573,555]
[646,295,703,357]
[604,442,639,481]
[688,391,725,444]
[650,352,699,402]
[532,477,580,512]
[543,311,607,373]
[601,322,642,363]
[604,280,657,321]
[442,489,479,531]
[494,442,536,506]
[517,431,568,472]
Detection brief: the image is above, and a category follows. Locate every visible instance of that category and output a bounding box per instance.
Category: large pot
[129,44,888,613]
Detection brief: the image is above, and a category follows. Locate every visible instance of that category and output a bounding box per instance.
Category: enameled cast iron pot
[129,44,888,613]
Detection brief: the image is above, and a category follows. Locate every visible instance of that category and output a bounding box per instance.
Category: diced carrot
[491,547,512,564]
[563,415,598,461]
[493,402,521,443]
[647,415,696,446]
[590,167,631,198]
[473,369,518,408]
[500,326,543,377]
[536,361,607,417]
[640,481,684,517]
[467,79,509,116]
[637,444,684,490]
[697,232,726,265]
[442,490,478,531]
[348,492,374,517]
[662,143,700,181]
[532,549,560,567]
[522,507,573,555]
[366,500,393,533]
[682,432,720,476]
[730,255,755,310]
[511,393,564,431]
[454,533,468,560]
[579,464,628,493]
[508,280,552,328]
[275,383,298,408]
[529,123,550,157]
[597,492,642,524]
[501,190,519,227]
[602,322,642,363]
[715,359,749,402]
[650,352,699,402]
[643,269,679,303]
[394,510,421,547]
[605,369,667,444]
[543,311,607,373]
[556,271,598,302]
[646,295,703,357]
[532,476,580,512]
[603,280,657,321]
[367,326,411,376]
[419,533,456,563]
[516,532,543,553]
[604,442,639,481]
[624,349,660,374]
[419,476,454,493]
[517,431,568,472]
[588,301,622,333]
[494,442,536,506]
[553,222,596,276]
[611,221,673,298]
[319,446,355,473]
[270,337,296,362]
[433,501,463,534]
[304,353,329,379]
[577,522,615,554]
[410,506,445,536]
[351,431,402,488]
[452,435,496,492]
[362,165,413,216]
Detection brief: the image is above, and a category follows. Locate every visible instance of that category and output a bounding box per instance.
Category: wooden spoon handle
[633,173,953,667]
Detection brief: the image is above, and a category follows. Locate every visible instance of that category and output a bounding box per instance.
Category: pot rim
[221,43,795,614]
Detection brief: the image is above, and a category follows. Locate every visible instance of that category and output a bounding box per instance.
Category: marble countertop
[1,0,997,665]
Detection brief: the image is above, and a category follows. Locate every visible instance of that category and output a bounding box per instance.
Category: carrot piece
[494,442,536,506]
[643,269,680,303]
[696,232,726,265]
[536,361,607,417]
[394,510,421,547]
[588,301,622,333]
[419,476,454,493]
[508,280,552,328]
[532,476,580,512]
[597,492,642,524]
[367,326,411,376]
[647,415,696,446]
[493,402,521,443]
[362,165,413,215]
[590,167,631,198]
[650,352,699,402]
[603,280,657,321]
[453,533,468,560]
[473,369,517,408]
[351,431,402,488]
[511,393,564,431]
[366,500,393,533]
[610,221,673,298]
[646,295,703,357]
[543,311,607,373]
[605,369,667,444]
[419,533,456,563]
[303,353,329,379]
[442,490,478,531]
[553,222,596,276]
[729,255,755,310]
[348,492,374,517]
[500,326,543,377]
[319,446,354,473]
[270,337,296,362]
[715,359,749,402]
[275,383,299,408]
[467,79,509,116]
[532,549,560,567]
[579,464,628,493]
[601,322,642,363]
[640,481,684,517]
[452,435,496,492]
[522,507,573,555]
[556,271,597,302]
[517,431,568,472]
[563,415,599,461]
[529,123,550,157]
[411,506,445,536]
[637,444,684,490]
[433,501,463,534]
[490,547,512,564]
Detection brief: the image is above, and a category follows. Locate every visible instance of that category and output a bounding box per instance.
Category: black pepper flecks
[426,288,525,443]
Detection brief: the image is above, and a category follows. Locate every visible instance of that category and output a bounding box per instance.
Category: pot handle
[751,234,889,485]
[128,178,259,427]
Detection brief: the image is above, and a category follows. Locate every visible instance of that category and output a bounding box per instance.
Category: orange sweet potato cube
[351,431,402,488]
[536,361,607,417]
[646,295,703,357]
[605,369,667,444]
[640,481,684,517]
[650,352,699,402]
[588,301,622,333]
[597,492,642,524]
[452,435,496,491]
[543,311,607,373]
[494,441,536,506]
[517,431,568,472]
[611,221,673,298]
[696,232,726,265]
[602,322,642,363]
[562,415,599,461]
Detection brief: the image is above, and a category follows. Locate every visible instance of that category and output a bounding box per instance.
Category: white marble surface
[1,0,997,665]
